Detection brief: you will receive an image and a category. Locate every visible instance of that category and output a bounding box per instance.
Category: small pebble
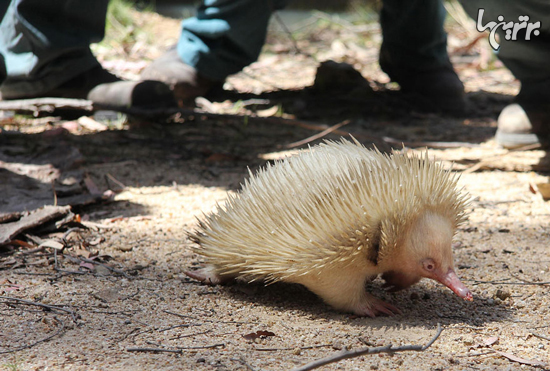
[463,336,474,346]
[494,289,511,301]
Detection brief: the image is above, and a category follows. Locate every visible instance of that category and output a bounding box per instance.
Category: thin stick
[0,296,77,319]
[127,347,182,354]
[51,180,58,206]
[292,324,442,371]
[284,120,351,148]
[105,173,126,190]
[255,344,332,351]
[169,330,212,340]
[0,316,65,354]
[272,11,303,55]
[531,333,550,342]
[175,343,225,350]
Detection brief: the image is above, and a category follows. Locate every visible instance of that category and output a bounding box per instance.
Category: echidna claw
[354,296,402,317]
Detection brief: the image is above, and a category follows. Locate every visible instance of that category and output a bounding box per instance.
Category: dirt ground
[1,7,550,371]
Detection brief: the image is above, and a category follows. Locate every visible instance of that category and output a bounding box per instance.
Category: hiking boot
[140,49,223,105]
[0,65,176,108]
[380,51,466,113]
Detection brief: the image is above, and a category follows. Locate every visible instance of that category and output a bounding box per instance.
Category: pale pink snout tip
[439,269,473,301]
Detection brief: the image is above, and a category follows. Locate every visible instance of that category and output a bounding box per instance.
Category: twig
[105,173,127,190]
[127,347,182,354]
[273,11,303,55]
[175,343,225,350]
[508,270,550,286]
[472,278,549,286]
[462,143,543,174]
[531,333,550,342]
[157,324,201,332]
[0,316,65,355]
[51,180,58,206]
[292,324,442,371]
[169,330,211,340]
[284,120,350,148]
[0,295,77,321]
[255,344,332,351]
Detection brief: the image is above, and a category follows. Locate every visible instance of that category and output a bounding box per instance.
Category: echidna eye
[422,259,435,272]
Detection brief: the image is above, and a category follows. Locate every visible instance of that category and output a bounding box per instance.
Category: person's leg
[460,1,550,148]
[380,0,465,112]
[179,0,289,81]
[0,0,111,99]
[142,0,289,103]
[0,0,175,107]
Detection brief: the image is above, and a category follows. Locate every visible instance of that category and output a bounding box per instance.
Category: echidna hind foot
[292,268,401,317]
[185,265,233,285]
[353,293,402,318]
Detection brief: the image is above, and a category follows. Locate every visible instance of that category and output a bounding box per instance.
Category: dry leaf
[77,116,108,132]
[495,350,547,367]
[256,105,279,117]
[39,239,64,250]
[88,236,104,246]
[535,182,550,200]
[243,330,276,341]
[11,239,36,249]
[483,336,499,346]
[80,262,95,271]
[83,174,101,195]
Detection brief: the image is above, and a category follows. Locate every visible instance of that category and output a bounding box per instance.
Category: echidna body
[187,139,472,317]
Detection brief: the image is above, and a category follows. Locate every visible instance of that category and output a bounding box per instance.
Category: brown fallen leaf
[87,236,104,246]
[243,330,276,341]
[11,239,36,249]
[256,105,280,117]
[83,173,101,195]
[80,261,95,271]
[77,116,108,132]
[2,284,23,292]
[535,182,550,200]
[483,336,499,346]
[495,350,547,367]
[39,239,64,250]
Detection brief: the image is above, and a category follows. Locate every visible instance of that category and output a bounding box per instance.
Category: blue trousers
[1,0,549,96]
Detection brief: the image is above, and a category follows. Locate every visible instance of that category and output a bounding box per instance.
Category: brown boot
[140,49,223,105]
[1,65,176,109]
[380,52,466,113]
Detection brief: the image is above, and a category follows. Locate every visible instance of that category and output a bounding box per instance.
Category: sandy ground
[1,7,550,371]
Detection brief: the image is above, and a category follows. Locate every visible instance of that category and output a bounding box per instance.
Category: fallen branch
[127,343,225,354]
[292,323,442,371]
[0,98,93,113]
[0,205,72,245]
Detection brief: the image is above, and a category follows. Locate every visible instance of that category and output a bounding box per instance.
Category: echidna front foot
[185,265,230,285]
[353,293,402,318]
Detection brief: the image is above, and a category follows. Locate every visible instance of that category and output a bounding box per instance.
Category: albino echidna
[187,138,472,317]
